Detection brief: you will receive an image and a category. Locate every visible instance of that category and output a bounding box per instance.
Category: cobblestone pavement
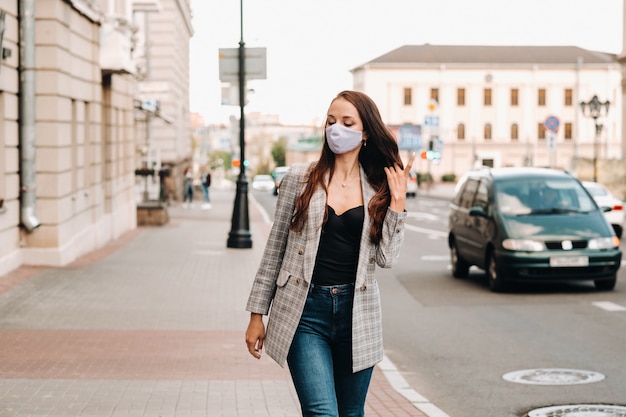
[0,187,428,417]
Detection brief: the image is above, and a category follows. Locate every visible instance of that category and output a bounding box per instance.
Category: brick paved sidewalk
[0,188,426,417]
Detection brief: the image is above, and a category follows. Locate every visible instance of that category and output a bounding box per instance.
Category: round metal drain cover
[528,404,626,416]
[503,368,605,385]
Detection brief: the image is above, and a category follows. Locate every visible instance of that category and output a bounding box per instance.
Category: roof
[355,44,617,68]
[466,167,576,181]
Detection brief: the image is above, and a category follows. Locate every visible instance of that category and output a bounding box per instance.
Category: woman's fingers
[245,319,265,359]
[405,152,416,176]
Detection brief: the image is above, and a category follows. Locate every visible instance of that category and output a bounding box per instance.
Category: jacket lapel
[356,165,376,288]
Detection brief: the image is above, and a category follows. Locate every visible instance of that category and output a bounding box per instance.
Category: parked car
[252,174,275,192]
[582,181,624,239]
[448,167,621,292]
[406,171,418,198]
[272,166,289,195]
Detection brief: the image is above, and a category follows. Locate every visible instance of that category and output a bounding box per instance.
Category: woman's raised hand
[384,152,415,212]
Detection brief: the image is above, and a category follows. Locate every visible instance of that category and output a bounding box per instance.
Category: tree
[271,137,287,167]
[209,150,231,169]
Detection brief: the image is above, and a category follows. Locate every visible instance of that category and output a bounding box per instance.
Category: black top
[311,205,364,286]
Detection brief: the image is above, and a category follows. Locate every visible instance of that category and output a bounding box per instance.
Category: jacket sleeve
[375,208,407,268]
[245,165,304,315]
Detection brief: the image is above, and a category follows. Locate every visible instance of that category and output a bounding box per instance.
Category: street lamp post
[226,0,252,249]
[579,95,610,183]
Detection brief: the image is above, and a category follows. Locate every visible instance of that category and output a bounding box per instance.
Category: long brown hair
[290,90,403,244]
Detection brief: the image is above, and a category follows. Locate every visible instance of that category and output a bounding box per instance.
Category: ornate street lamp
[579,95,610,182]
[226,0,252,248]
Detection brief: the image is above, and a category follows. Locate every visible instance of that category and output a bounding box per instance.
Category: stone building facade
[0,0,193,277]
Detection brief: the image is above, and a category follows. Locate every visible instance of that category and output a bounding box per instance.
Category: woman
[182,166,194,208]
[245,90,414,417]
[200,165,212,209]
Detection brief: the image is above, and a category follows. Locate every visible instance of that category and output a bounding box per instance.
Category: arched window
[484,123,492,140]
[457,123,465,140]
[511,123,519,141]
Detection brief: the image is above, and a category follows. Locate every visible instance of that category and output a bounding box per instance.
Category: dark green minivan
[448,167,622,292]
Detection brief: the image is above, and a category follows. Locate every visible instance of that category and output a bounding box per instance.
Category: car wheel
[594,274,617,291]
[451,242,470,279]
[487,251,506,292]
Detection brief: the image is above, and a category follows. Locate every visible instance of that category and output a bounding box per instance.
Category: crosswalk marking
[405,224,447,239]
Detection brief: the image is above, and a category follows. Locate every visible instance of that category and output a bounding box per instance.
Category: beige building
[133,0,193,202]
[0,0,193,277]
[352,44,622,182]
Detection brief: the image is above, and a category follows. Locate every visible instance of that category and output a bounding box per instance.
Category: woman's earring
[362,139,367,147]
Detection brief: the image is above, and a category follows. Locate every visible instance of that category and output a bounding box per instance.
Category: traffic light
[232,159,240,167]
[420,150,441,161]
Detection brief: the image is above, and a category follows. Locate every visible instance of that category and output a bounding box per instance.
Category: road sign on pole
[547,132,556,151]
[219,47,267,82]
[544,115,560,132]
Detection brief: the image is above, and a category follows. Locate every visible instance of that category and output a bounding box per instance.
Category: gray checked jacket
[245,162,407,373]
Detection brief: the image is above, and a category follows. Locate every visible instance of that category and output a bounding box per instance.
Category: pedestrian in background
[201,165,212,210]
[245,90,414,417]
[182,166,194,208]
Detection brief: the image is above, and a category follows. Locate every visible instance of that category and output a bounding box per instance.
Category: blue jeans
[183,183,193,203]
[287,283,373,417]
[201,184,210,202]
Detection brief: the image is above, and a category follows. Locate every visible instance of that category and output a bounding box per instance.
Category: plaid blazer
[246,162,407,372]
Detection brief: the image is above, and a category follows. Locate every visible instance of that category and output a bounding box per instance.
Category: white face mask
[325,123,363,154]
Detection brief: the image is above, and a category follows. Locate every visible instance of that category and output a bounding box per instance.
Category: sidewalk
[0,186,430,417]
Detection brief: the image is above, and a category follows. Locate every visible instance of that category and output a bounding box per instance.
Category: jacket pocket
[276,268,294,287]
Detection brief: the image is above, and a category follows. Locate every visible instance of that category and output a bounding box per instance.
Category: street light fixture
[579,95,610,183]
[226,0,252,249]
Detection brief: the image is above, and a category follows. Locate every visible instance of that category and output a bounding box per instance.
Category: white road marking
[378,355,452,417]
[405,224,448,239]
[407,212,439,221]
[422,255,450,261]
[592,301,626,312]
[249,193,273,225]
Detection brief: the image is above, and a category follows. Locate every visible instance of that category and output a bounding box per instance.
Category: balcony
[100,16,136,75]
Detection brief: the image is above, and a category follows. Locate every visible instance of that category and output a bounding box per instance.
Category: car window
[496,178,596,215]
[474,181,489,211]
[451,176,467,205]
[459,179,479,209]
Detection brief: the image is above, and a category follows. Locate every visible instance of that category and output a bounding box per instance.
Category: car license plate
[549,256,589,267]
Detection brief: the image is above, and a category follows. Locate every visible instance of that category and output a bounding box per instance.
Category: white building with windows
[351,44,622,180]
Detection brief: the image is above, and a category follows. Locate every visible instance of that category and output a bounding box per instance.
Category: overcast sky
[189,0,623,126]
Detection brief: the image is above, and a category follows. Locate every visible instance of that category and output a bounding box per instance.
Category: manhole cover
[503,368,605,385]
[528,404,626,416]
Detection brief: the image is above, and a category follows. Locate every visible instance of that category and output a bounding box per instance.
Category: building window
[564,89,573,106]
[484,123,492,140]
[538,88,546,106]
[537,122,546,139]
[430,88,439,104]
[484,88,492,106]
[457,88,465,106]
[511,123,519,141]
[457,123,465,140]
[403,88,412,106]
[564,122,572,140]
[511,88,519,106]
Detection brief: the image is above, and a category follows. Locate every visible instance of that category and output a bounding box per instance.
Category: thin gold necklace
[339,173,359,188]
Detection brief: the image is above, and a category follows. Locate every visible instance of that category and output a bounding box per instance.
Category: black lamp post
[579,95,610,183]
[226,0,252,249]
